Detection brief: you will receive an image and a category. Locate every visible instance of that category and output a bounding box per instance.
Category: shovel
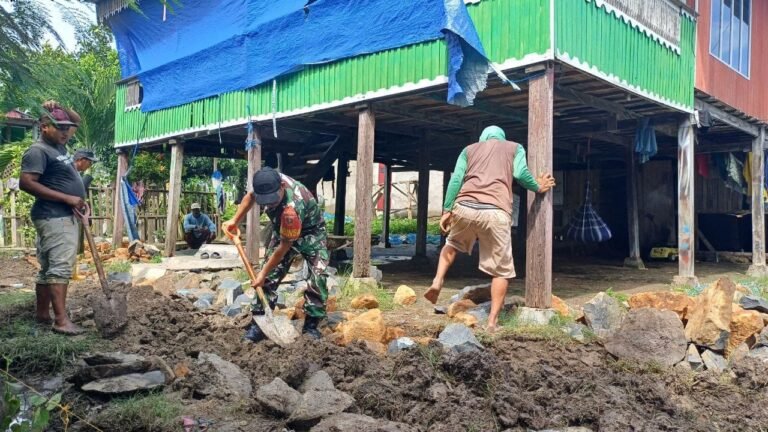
[74,204,128,338]
[228,228,298,346]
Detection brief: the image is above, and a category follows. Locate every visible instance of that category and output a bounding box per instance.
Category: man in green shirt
[424,126,555,332]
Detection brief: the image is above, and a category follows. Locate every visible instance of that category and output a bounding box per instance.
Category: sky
[0,0,98,52]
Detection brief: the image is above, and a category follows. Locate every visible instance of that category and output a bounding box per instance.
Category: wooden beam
[381,164,392,248]
[674,117,697,285]
[748,127,768,276]
[246,128,262,264]
[525,63,555,308]
[695,99,761,137]
[111,151,128,248]
[555,86,642,120]
[164,141,184,257]
[353,106,375,278]
[624,146,645,269]
[415,141,429,258]
[374,102,471,132]
[421,93,528,124]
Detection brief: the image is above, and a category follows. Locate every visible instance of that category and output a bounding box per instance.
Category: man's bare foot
[52,321,84,335]
[36,316,53,325]
[423,287,441,304]
[484,324,499,334]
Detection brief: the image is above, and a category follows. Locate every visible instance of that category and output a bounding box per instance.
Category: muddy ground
[3,255,768,431]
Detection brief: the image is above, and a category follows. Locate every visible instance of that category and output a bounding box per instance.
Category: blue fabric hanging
[566,182,613,243]
[120,178,140,242]
[212,170,225,214]
[634,118,658,164]
[108,0,495,112]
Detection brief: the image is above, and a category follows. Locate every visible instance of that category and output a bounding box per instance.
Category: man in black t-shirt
[20,103,86,335]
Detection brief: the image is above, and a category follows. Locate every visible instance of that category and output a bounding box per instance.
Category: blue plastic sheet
[108,0,493,112]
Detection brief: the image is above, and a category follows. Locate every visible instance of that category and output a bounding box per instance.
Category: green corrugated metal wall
[114,0,551,145]
[555,0,695,111]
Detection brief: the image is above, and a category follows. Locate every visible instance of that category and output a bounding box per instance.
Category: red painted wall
[690,0,768,122]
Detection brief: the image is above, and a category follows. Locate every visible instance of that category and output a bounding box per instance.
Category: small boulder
[300,370,335,393]
[467,302,491,324]
[551,295,573,317]
[387,337,417,355]
[338,309,386,345]
[748,346,768,362]
[215,278,244,306]
[453,312,478,328]
[739,295,768,314]
[701,350,728,373]
[447,299,477,318]
[562,322,588,343]
[726,306,765,357]
[517,307,557,326]
[195,353,252,400]
[383,326,406,344]
[686,344,704,371]
[221,305,241,317]
[730,343,750,364]
[256,378,302,417]
[604,308,687,367]
[362,340,387,355]
[757,326,768,347]
[175,273,202,291]
[684,278,734,351]
[350,294,379,310]
[288,389,355,427]
[628,291,695,321]
[81,371,166,395]
[193,298,212,310]
[437,324,483,353]
[583,292,625,338]
[455,283,492,304]
[433,306,447,315]
[393,285,417,306]
[311,413,418,432]
[234,293,254,307]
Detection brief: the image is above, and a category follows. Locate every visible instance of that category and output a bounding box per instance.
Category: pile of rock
[256,370,415,431]
[83,239,161,264]
[599,278,768,372]
[70,352,174,396]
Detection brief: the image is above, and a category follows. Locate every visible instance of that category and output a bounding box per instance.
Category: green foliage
[149,255,163,264]
[0,292,34,316]
[337,277,395,311]
[737,277,768,300]
[0,319,96,375]
[129,153,170,187]
[1,376,62,432]
[338,217,440,237]
[671,283,704,297]
[481,309,582,345]
[106,260,132,273]
[94,392,183,432]
[605,288,630,304]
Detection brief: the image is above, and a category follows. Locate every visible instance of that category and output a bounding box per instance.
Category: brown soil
[4,256,768,431]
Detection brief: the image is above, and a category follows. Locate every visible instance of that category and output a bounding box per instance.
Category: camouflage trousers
[252,226,329,318]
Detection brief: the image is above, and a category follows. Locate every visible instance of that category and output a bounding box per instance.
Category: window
[710,0,751,77]
[125,81,143,109]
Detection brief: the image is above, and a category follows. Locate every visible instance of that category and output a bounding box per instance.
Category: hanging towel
[696,154,710,178]
[565,182,613,243]
[634,118,657,164]
[211,170,225,214]
[120,178,140,241]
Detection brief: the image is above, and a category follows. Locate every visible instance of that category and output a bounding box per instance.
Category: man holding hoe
[424,126,556,332]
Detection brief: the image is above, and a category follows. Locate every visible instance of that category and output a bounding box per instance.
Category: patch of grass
[608,358,666,375]
[337,277,395,311]
[0,319,98,375]
[671,283,704,297]
[338,217,441,237]
[94,392,183,432]
[605,287,629,304]
[487,310,578,345]
[149,255,163,264]
[737,277,768,299]
[0,291,34,315]
[232,268,250,282]
[106,260,132,273]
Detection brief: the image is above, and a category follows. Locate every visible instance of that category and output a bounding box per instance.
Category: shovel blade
[92,291,128,338]
[253,309,298,346]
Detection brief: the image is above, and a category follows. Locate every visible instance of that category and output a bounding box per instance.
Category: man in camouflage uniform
[222,167,328,342]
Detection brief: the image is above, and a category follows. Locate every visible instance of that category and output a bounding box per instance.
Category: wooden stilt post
[353,106,375,278]
[674,116,698,285]
[515,189,528,278]
[415,141,429,260]
[381,163,392,248]
[112,151,128,248]
[333,153,348,236]
[524,63,554,308]
[164,141,184,257]
[440,170,451,247]
[748,127,768,276]
[624,145,646,269]
[10,190,18,247]
[246,128,262,265]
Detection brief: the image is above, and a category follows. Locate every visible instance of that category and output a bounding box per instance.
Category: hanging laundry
[131,180,145,202]
[715,153,747,195]
[634,118,657,164]
[696,154,710,178]
[565,182,613,243]
[211,170,225,214]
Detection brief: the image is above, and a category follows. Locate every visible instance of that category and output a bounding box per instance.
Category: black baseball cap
[73,149,98,162]
[252,167,282,206]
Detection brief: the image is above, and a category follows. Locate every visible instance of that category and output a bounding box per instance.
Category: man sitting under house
[183,203,216,249]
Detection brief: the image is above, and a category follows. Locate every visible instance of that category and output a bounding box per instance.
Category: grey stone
[193,299,211,310]
[437,324,483,353]
[216,279,244,306]
[686,344,704,371]
[739,295,768,313]
[674,361,692,372]
[201,272,215,282]
[326,275,341,297]
[433,306,447,315]
[517,307,557,326]
[256,377,302,416]
[369,266,383,283]
[758,326,768,347]
[326,311,348,331]
[604,308,687,367]
[457,283,492,304]
[81,370,166,395]
[234,293,254,306]
[199,281,212,291]
[196,352,252,400]
[300,370,335,393]
[562,322,588,342]
[107,272,132,284]
[467,302,491,323]
[701,350,728,373]
[73,354,152,386]
[748,346,768,361]
[583,292,625,338]
[83,352,146,366]
[730,342,750,364]
[387,337,417,355]
[288,389,355,426]
[311,413,418,432]
[198,291,215,303]
[221,305,242,317]
[175,273,202,291]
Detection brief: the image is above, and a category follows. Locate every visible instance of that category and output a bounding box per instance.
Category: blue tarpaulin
[108,0,494,112]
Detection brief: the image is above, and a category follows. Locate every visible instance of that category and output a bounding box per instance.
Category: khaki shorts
[446,204,515,279]
[33,215,80,285]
